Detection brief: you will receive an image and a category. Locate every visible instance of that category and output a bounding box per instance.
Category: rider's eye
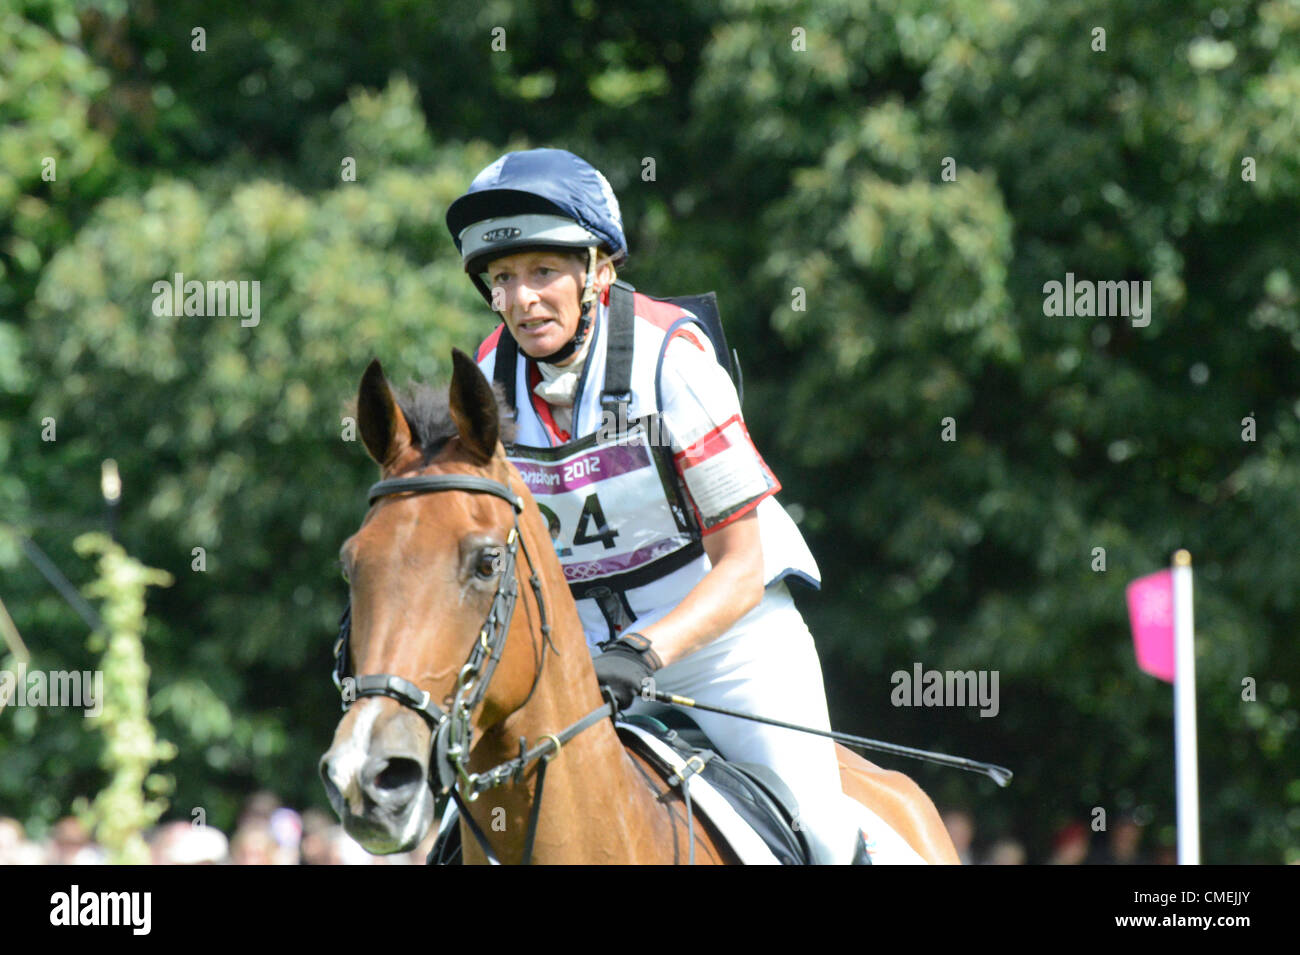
[476,550,503,579]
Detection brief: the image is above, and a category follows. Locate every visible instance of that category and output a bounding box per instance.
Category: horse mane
[393,380,517,465]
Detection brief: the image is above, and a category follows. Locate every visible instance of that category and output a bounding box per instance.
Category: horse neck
[466,465,671,863]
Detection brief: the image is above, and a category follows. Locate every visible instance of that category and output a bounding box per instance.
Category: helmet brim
[446,189,568,250]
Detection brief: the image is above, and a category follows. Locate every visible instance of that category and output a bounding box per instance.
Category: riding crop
[646,689,1013,787]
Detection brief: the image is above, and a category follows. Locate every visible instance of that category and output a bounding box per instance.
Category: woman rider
[446,148,865,864]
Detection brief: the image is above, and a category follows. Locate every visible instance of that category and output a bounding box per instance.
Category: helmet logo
[482,227,521,243]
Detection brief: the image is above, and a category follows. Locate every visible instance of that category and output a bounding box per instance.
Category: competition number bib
[508,417,695,590]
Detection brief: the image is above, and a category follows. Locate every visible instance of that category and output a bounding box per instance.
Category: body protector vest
[475,280,821,648]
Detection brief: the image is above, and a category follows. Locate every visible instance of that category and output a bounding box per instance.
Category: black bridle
[332,471,613,864]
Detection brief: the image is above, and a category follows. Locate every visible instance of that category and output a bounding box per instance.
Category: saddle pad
[844,793,929,865]
[615,722,810,865]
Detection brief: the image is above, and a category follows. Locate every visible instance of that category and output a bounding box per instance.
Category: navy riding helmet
[445,148,628,363]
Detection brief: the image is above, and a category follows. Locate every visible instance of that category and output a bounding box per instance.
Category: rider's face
[486,251,604,363]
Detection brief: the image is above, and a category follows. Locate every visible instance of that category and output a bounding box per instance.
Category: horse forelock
[393,380,516,466]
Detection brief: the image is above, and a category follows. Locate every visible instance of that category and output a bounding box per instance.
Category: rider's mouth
[516,316,554,335]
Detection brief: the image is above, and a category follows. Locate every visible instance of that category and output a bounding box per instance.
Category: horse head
[319,350,576,855]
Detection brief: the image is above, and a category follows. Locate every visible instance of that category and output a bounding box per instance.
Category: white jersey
[475,287,821,649]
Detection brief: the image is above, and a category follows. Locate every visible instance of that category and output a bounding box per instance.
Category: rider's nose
[359,755,425,807]
[514,280,542,309]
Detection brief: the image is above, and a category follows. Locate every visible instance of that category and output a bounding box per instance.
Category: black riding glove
[593,633,663,711]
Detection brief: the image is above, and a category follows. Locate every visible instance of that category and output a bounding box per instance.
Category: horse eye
[476,550,504,579]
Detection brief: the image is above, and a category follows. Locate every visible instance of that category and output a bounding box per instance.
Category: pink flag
[1127,569,1176,682]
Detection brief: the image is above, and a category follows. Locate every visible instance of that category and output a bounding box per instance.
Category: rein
[333,471,612,864]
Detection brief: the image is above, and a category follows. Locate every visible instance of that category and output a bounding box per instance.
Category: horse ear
[357,358,413,468]
[449,348,499,463]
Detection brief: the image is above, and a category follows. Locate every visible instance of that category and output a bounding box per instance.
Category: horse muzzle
[319,703,437,854]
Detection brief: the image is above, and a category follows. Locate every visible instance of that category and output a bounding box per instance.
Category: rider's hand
[593,633,662,710]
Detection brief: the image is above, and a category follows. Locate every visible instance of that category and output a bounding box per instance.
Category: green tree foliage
[683,0,1300,860]
[0,5,121,525]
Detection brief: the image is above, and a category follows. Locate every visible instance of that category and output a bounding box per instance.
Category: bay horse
[319,350,960,864]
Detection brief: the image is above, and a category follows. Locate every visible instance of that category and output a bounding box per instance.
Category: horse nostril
[363,756,424,797]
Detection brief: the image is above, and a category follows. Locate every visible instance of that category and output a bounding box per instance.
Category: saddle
[427,704,816,865]
[616,703,815,864]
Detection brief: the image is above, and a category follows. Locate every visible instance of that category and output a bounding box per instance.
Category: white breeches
[620,582,863,864]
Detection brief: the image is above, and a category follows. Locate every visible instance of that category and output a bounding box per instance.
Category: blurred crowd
[0,791,439,865]
[940,809,1178,865]
[0,795,1176,864]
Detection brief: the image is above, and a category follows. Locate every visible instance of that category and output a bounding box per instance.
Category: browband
[368,475,523,511]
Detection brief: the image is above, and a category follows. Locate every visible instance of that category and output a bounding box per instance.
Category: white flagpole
[1172,549,1200,864]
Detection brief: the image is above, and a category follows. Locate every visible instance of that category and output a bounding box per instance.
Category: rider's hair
[565,249,618,286]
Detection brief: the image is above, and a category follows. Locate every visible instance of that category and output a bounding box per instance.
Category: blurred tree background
[1,0,1296,862]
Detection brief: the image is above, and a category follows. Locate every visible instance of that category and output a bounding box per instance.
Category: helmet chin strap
[533,246,599,365]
